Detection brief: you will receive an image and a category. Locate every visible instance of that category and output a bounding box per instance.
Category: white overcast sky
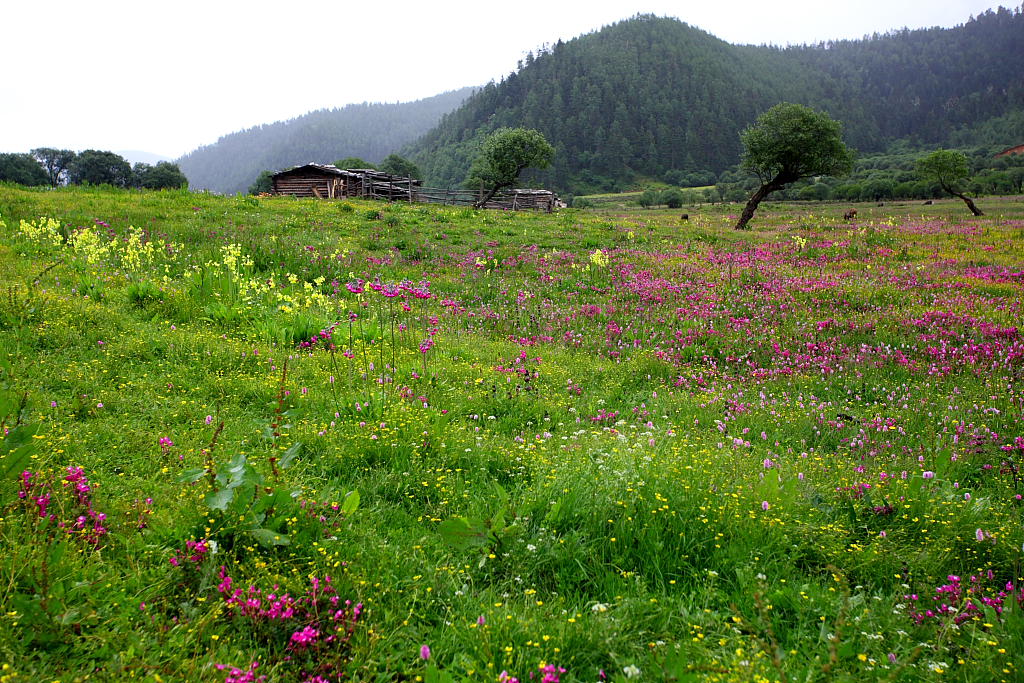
[1,0,1006,159]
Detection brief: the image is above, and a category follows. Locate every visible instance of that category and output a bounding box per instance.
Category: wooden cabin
[271,163,349,198]
[271,163,422,199]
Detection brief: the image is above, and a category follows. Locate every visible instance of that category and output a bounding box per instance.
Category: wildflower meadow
[0,184,1021,682]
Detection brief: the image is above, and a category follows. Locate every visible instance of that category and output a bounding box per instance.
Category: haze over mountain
[405,7,1023,194]
[177,88,475,195]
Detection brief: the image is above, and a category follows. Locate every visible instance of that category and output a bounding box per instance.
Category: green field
[1,185,1022,682]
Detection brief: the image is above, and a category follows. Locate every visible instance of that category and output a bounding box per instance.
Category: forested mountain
[177,87,474,194]
[404,7,1024,194]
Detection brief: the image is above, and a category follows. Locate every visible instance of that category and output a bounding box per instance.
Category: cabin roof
[271,164,421,183]
[272,163,348,177]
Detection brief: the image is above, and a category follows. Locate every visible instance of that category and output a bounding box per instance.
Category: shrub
[660,188,684,208]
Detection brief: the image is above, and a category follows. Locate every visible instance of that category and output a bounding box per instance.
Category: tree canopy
[467,128,554,207]
[0,153,49,186]
[379,154,421,179]
[69,150,132,187]
[248,170,274,195]
[31,148,76,186]
[138,161,188,190]
[334,157,377,170]
[916,149,983,215]
[735,103,854,229]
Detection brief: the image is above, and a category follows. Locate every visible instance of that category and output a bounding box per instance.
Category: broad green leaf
[437,516,489,550]
[341,490,360,516]
[2,423,41,451]
[225,452,247,474]
[204,488,235,511]
[492,505,507,533]
[2,443,36,479]
[279,442,302,469]
[253,487,292,515]
[176,468,207,484]
[250,528,290,547]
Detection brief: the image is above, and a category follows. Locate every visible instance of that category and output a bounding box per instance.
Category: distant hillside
[403,8,1024,194]
[177,87,475,195]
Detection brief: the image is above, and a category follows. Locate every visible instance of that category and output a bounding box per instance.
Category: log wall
[273,173,345,198]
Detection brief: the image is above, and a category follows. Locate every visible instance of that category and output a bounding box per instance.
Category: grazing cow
[843,208,858,221]
[923,200,933,205]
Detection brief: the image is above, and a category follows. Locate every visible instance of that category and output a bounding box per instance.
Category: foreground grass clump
[1,184,1023,682]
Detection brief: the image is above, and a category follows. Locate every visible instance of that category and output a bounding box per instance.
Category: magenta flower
[420,644,431,660]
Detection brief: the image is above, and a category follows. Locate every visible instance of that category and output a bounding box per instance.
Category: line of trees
[625,144,1024,207]
[0,148,188,189]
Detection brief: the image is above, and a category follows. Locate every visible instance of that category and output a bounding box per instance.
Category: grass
[1,184,1023,682]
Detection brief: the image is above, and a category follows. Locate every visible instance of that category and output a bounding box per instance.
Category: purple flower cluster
[360,277,433,300]
[214,661,265,683]
[590,409,619,423]
[498,664,567,683]
[215,568,362,680]
[18,467,109,544]
[298,322,340,351]
[905,571,1024,625]
[168,538,210,568]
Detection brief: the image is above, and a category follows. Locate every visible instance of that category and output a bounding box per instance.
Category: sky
[2,0,1007,160]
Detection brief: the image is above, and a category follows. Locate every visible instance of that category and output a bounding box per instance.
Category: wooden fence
[344,174,557,212]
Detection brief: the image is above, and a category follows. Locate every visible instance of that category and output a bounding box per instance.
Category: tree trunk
[954,192,984,216]
[473,184,503,209]
[940,182,984,216]
[734,180,782,230]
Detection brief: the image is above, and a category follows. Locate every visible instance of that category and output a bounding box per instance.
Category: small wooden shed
[271,163,422,200]
[271,163,349,198]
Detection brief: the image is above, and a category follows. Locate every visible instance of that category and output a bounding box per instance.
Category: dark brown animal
[680,213,689,221]
[843,208,858,221]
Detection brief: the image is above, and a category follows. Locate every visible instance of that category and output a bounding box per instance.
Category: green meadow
[1,185,1022,682]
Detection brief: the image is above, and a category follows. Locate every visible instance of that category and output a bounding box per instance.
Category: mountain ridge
[403,8,1024,194]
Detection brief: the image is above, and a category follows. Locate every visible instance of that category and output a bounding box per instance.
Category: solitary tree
[69,150,132,187]
[735,103,854,229]
[139,161,188,189]
[916,149,983,216]
[467,127,553,208]
[31,148,76,186]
